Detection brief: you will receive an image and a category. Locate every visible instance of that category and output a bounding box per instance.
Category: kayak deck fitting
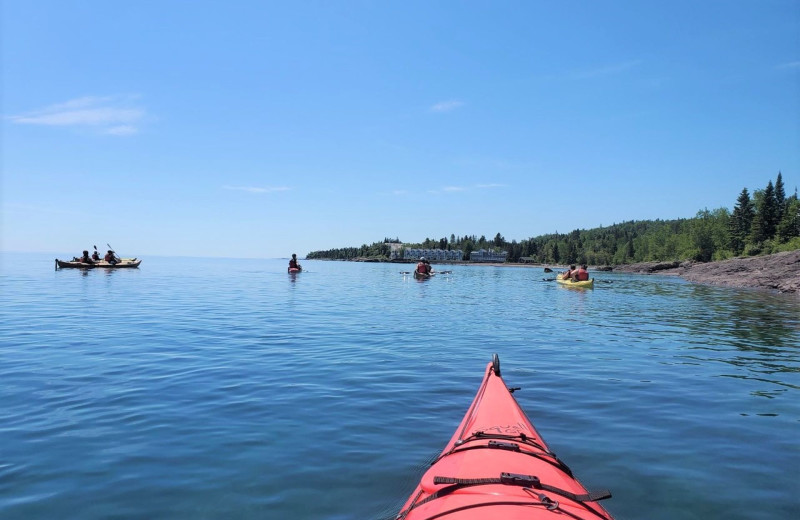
[395,354,614,519]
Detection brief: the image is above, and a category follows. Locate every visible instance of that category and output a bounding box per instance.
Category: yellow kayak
[556,273,594,288]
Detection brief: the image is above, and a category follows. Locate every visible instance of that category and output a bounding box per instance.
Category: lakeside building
[403,247,464,262]
[469,249,508,263]
[403,247,506,263]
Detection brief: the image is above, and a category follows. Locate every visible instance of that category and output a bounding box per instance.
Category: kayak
[288,267,302,273]
[413,270,433,279]
[555,273,594,288]
[396,355,614,520]
[56,258,141,269]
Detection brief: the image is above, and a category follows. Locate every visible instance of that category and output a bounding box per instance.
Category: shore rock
[611,250,800,294]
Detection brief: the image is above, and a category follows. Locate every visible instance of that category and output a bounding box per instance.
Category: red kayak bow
[396,354,614,519]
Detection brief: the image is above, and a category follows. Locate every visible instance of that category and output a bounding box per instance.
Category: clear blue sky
[2,1,798,259]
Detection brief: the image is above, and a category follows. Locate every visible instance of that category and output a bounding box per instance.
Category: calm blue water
[1,252,798,519]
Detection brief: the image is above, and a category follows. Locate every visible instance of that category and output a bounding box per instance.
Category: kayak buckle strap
[488,440,521,452]
[433,473,612,503]
[500,472,539,486]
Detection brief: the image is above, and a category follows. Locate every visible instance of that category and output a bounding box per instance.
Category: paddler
[571,264,590,281]
[416,257,431,275]
[104,250,118,265]
[289,253,302,272]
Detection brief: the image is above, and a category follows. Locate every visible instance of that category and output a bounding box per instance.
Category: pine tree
[729,188,754,254]
[774,171,786,223]
[751,181,778,243]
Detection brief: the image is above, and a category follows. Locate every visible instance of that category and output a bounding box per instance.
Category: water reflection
[612,277,800,403]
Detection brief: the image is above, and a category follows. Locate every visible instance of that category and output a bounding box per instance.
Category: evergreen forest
[306,173,799,265]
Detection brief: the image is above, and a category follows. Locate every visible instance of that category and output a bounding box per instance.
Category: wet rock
[612,251,800,293]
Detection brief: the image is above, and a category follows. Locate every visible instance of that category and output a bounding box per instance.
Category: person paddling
[104,250,118,265]
[79,250,94,264]
[415,257,433,276]
[571,264,590,281]
[288,254,302,272]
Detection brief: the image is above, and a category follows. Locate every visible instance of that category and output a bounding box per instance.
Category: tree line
[306,173,799,265]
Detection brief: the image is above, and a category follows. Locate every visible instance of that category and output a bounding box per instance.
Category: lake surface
[1,252,798,519]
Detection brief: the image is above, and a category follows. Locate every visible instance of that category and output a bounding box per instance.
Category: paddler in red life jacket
[288,254,301,272]
[571,264,590,281]
[416,257,431,275]
[104,250,118,265]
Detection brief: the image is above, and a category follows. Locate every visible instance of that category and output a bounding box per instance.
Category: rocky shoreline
[606,250,800,294]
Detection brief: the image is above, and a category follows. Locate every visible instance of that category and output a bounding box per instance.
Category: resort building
[403,247,464,262]
[469,249,508,263]
[402,247,507,262]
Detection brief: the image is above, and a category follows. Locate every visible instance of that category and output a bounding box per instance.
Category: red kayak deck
[396,355,614,519]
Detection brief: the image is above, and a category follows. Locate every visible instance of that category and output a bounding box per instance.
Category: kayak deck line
[395,354,615,519]
[429,434,572,476]
[453,352,501,441]
[402,473,611,519]
[398,441,611,519]
[432,474,611,504]
[398,469,612,520]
